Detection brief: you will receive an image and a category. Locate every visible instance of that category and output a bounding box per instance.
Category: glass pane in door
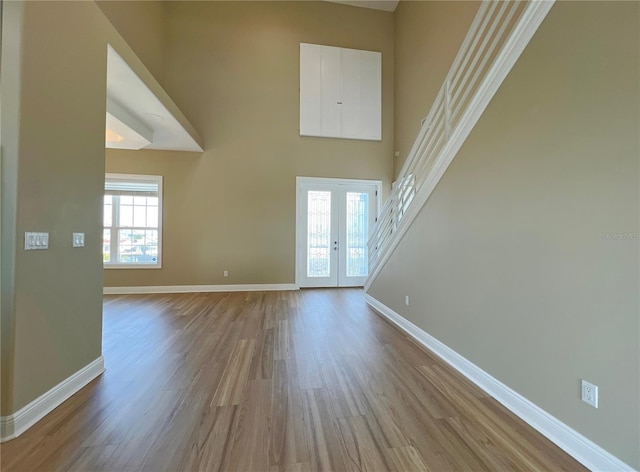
[307,191,332,277]
[345,192,369,277]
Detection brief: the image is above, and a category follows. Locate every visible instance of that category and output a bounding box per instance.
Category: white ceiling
[106,45,204,152]
[325,0,399,12]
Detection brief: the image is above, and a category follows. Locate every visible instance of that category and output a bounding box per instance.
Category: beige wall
[1,1,109,414]
[96,0,166,84]
[369,2,639,468]
[393,1,478,178]
[1,0,24,416]
[104,1,394,288]
[1,0,182,416]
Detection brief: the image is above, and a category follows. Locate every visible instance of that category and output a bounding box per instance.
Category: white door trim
[295,176,382,288]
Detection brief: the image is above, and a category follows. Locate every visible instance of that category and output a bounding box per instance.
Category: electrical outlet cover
[581,379,598,408]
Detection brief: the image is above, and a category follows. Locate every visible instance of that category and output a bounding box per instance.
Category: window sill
[104,264,162,270]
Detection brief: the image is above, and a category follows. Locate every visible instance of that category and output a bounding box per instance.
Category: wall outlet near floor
[223,270,229,277]
[404,295,410,306]
[581,379,598,408]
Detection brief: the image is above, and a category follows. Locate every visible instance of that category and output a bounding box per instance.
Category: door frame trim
[295,176,382,289]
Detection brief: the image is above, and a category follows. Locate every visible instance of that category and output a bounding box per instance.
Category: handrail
[366,0,555,290]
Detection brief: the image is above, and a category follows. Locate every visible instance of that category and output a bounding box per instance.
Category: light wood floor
[1,289,586,472]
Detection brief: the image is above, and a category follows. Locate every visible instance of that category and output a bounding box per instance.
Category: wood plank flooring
[0,289,586,471]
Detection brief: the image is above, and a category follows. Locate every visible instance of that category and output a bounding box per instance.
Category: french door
[297,177,380,288]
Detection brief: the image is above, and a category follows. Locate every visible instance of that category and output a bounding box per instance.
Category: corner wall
[1,0,174,420]
[369,1,639,468]
[0,0,24,416]
[1,1,108,414]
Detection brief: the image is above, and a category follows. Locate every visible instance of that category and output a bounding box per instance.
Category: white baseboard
[103,284,299,295]
[364,294,635,472]
[0,356,105,442]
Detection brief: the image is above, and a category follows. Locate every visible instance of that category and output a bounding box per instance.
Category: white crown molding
[1,357,105,442]
[364,294,635,472]
[103,284,298,295]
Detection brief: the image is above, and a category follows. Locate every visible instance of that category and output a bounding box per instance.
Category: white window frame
[104,173,163,269]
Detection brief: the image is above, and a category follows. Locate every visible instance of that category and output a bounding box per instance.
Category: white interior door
[297,178,380,288]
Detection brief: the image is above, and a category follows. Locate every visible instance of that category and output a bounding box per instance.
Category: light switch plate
[25,232,49,250]
[73,232,85,248]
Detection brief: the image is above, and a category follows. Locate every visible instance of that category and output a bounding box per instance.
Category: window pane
[119,204,133,227]
[145,229,158,245]
[147,206,159,227]
[307,191,331,277]
[103,229,111,262]
[133,205,147,227]
[132,229,146,243]
[103,195,113,227]
[118,229,155,264]
[345,192,369,277]
[103,203,112,227]
[120,195,133,205]
[132,229,145,263]
[142,229,158,263]
[118,229,134,263]
[147,197,158,207]
[134,196,147,205]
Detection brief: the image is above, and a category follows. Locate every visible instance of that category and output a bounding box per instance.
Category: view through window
[104,174,162,268]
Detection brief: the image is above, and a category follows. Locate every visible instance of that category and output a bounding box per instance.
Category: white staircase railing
[366,0,554,290]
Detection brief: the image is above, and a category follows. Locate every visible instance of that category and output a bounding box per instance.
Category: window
[104,173,163,269]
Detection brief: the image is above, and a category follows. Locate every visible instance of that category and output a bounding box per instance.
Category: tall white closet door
[300,43,381,141]
[358,50,382,140]
[300,43,322,136]
[340,48,360,139]
[341,49,382,140]
[320,46,342,138]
